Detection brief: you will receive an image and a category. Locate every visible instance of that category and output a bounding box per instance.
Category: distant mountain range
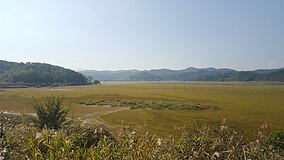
[0,60,90,87]
[80,67,284,82]
[1,59,283,87]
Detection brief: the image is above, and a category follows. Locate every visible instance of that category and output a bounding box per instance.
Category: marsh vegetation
[0,82,284,137]
[79,99,213,110]
[0,82,283,159]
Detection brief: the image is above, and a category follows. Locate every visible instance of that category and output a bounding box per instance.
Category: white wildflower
[157,138,162,146]
[130,139,134,144]
[2,148,7,153]
[131,131,136,135]
[220,125,227,131]
[212,152,220,158]
[36,132,43,139]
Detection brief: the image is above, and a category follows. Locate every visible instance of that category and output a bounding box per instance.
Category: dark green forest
[0,60,90,87]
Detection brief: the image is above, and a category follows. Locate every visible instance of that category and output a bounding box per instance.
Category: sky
[0,0,284,71]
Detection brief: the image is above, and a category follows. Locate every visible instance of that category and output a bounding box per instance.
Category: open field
[0,82,284,137]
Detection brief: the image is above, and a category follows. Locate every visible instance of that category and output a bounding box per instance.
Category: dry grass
[0,82,284,137]
[1,114,283,159]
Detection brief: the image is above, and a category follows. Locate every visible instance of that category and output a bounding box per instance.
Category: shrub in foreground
[32,95,69,130]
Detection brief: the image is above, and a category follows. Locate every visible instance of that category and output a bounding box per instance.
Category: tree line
[0,60,90,87]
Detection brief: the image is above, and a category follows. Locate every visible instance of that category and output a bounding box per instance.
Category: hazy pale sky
[0,0,284,71]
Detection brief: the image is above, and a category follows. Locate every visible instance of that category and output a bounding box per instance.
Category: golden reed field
[1,82,284,137]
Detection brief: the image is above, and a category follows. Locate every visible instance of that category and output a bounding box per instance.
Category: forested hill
[81,67,284,82]
[0,60,90,87]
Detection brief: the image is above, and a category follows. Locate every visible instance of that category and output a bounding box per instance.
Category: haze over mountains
[80,67,284,82]
[1,59,284,88]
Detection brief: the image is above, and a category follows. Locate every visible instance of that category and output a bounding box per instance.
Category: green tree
[93,80,101,85]
[32,95,69,130]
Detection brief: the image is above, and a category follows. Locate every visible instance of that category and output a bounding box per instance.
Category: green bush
[268,130,284,150]
[32,95,70,130]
